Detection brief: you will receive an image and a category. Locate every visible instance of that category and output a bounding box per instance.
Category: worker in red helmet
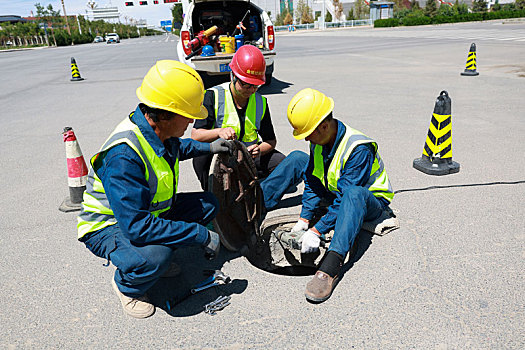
[191,45,308,210]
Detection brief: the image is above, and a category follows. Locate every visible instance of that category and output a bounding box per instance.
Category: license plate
[219,64,231,72]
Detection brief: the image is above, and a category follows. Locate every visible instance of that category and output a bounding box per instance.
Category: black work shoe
[305,271,339,303]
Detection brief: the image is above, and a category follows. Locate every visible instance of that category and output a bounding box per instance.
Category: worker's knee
[341,186,369,204]
[120,244,174,282]
[287,150,309,166]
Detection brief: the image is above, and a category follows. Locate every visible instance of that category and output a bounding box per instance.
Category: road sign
[160,20,172,27]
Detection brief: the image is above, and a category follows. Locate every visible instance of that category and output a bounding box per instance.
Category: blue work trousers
[327,186,387,258]
[260,150,309,211]
[83,192,218,298]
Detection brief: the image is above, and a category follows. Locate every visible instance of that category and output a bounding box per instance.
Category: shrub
[374,18,400,27]
[401,15,431,26]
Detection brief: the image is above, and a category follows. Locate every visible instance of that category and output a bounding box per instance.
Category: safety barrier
[274,19,372,32]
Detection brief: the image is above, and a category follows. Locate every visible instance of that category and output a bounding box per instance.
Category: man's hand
[300,229,321,254]
[203,230,221,260]
[217,127,236,140]
[291,218,309,233]
[246,144,260,158]
[210,138,233,154]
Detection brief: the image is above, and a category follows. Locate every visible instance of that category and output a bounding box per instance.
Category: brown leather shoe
[305,270,339,303]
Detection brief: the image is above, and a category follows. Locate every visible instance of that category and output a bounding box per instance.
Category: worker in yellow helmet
[77,60,233,318]
[287,88,394,303]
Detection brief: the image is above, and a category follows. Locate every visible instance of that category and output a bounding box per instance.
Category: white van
[177,0,276,86]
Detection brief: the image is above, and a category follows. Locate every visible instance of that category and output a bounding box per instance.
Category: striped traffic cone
[59,127,88,212]
[461,43,479,76]
[413,91,460,176]
[70,57,84,81]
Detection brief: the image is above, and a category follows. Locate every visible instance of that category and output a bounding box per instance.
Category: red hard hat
[229,45,266,85]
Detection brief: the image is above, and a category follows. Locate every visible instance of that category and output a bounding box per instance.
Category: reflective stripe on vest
[211,82,267,146]
[311,123,394,203]
[77,116,179,239]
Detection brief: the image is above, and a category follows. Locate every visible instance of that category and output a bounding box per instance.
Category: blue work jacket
[300,120,390,235]
[94,106,212,245]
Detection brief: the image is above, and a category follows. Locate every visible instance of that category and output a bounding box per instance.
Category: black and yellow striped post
[413,91,460,176]
[70,57,84,81]
[461,43,479,76]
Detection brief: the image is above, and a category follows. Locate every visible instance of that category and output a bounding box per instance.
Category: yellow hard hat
[287,88,334,139]
[136,60,207,120]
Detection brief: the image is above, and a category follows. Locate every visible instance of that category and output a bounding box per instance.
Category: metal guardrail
[274,19,372,32]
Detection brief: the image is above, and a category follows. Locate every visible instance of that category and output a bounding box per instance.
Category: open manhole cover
[209,141,330,276]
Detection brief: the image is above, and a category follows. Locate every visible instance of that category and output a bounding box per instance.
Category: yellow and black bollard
[461,43,479,76]
[70,57,84,81]
[413,91,460,176]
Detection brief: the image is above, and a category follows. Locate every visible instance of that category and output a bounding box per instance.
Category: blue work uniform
[81,106,218,298]
[301,120,391,258]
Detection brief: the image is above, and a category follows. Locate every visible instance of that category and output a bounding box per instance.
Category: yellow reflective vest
[210,82,267,146]
[77,115,179,240]
[311,122,394,203]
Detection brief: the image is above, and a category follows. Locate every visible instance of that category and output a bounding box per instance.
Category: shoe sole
[305,276,340,304]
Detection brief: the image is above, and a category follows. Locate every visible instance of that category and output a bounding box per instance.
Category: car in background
[105,33,120,44]
[93,36,104,43]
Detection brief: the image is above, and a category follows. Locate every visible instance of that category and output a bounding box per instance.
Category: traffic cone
[59,127,88,212]
[70,57,84,81]
[413,91,460,176]
[461,43,479,76]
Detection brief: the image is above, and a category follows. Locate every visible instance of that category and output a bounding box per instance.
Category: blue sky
[0,1,176,26]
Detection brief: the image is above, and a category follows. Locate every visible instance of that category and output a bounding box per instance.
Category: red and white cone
[59,127,88,212]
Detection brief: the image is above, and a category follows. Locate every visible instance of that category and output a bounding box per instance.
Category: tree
[515,0,525,10]
[453,0,469,14]
[296,0,314,24]
[348,8,355,20]
[171,4,183,23]
[284,11,294,25]
[354,0,369,19]
[325,11,332,22]
[491,0,501,11]
[333,0,344,21]
[437,3,455,16]
[472,0,488,12]
[410,0,421,9]
[424,0,438,16]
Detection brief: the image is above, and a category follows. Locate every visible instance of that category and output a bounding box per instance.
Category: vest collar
[322,119,347,160]
[131,105,166,158]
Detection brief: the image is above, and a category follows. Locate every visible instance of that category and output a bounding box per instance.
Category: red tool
[185,25,218,53]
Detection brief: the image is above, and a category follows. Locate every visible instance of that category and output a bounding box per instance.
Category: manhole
[244,214,332,276]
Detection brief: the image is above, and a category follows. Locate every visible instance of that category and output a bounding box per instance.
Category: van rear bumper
[191,51,275,75]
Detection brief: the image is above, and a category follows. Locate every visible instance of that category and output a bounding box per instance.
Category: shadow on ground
[258,77,293,95]
[148,247,248,317]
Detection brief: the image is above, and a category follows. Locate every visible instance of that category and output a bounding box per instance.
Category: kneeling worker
[191,45,308,210]
[77,60,232,318]
[287,88,394,303]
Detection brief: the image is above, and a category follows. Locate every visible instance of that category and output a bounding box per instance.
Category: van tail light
[267,25,275,51]
[181,31,192,55]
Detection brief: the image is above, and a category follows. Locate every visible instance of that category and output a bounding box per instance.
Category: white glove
[291,219,309,233]
[300,229,321,254]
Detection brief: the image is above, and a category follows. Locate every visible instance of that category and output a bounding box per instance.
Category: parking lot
[1,21,524,348]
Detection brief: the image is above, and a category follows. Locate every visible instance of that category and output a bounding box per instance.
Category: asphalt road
[1,20,524,348]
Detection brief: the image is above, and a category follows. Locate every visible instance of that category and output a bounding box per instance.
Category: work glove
[203,230,221,260]
[280,230,306,250]
[210,138,233,154]
[291,219,309,233]
[300,229,321,254]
